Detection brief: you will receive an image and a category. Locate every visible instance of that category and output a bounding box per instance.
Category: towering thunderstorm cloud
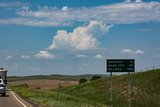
[48,21,112,51]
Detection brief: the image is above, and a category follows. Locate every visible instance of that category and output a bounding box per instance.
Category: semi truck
[0,68,7,96]
[0,68,7,84]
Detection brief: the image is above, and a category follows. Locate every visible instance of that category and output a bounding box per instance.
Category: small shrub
[90,75,102,81]
[35,87,41,89]
[79,78,87,84]
[17,83,29,88]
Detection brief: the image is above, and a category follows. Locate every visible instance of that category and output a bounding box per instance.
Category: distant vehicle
[0,79,6,96]
[0,68,7,96]
[0,68,7,84]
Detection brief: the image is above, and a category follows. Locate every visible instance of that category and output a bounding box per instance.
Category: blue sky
[0,0,160,76]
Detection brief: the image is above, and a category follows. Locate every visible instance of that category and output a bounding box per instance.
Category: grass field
[11,69,160,107]
[12,85,103,107]
[61,69,160,107]
[9,79,78,90]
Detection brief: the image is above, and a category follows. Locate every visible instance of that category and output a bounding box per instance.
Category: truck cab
[0,79,6,96]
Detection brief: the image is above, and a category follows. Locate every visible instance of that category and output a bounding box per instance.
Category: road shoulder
[10,91,40,107]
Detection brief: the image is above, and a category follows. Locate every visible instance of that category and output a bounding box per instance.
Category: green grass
[12,69,160,107]
[13,85,105,107]
[61,69,160,107]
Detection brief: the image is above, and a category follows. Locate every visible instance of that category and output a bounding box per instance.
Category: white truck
[0,68,7,84]
[0,68,7,96]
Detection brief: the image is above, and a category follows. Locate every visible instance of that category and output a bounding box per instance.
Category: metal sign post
[107,59,135,107]
[128,71,131,107]
[110,71,113,107]
[56,82,61,101]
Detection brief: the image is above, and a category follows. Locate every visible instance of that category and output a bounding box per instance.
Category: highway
[0,91,33,107]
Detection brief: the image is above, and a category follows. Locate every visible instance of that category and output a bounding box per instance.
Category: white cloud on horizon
[20,55,31,59]
[135,0,142,3]
[35,51,55,59]
[0,18,72,27]
[0,2,28,7]
[62,6,68,11]
[0,1,160,27]
[48,21,112,50]
[121,49,144,55]
[5,55,13,60]
[76,54,88,58]
[94,54,104,59]
[124,0,131,3]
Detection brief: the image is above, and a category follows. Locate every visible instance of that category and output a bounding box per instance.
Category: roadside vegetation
[11,69,160,107]
[12,84,104,107]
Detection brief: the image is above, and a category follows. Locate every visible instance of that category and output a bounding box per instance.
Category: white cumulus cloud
[124,0,131,3]
[0,1,160,27]
[5,55,13,60]
[121,49,144,54]
[0,2,28,7]
[62,6,68,11]
[135,0,142,3]
[76,54,87,58]
[20,55,31,59]
[48,21,112,50]
[35,51,55,59]
[94,54,104,59]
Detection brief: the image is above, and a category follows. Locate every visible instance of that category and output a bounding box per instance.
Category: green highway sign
[107,59,135,72]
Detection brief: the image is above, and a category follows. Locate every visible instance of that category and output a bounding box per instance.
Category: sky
[0,0,160,76]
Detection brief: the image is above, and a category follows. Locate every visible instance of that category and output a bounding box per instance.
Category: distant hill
[61,69,160,107]
[8,74,106,81]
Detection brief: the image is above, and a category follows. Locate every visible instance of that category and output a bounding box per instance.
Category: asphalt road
[0,91,33,107]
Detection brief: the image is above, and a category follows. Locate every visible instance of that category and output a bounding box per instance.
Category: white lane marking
[11,91,28,107]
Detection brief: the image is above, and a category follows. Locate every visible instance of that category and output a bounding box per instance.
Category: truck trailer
[0,68,7,84]
[0,68,7,96]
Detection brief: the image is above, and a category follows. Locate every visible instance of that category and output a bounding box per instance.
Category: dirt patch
[9,79,78,90]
